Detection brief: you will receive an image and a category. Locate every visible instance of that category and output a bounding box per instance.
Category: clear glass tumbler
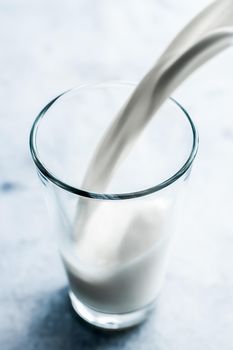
[30,82,198,330]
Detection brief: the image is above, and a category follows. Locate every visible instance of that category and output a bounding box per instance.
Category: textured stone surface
[0,0,233,349]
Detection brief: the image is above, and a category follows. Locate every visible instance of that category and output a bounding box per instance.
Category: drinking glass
[30,82,198,329]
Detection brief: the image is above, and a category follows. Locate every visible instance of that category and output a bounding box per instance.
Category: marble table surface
[0,0,233,349]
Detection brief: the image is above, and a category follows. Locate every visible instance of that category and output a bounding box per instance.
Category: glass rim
[29,82,199,200]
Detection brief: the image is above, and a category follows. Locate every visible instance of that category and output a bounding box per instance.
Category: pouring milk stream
[83,0,233,192]
[62,1,233,314]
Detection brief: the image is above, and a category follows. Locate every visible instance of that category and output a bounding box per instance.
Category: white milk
[62,199,173,313]
[63,0,233,314]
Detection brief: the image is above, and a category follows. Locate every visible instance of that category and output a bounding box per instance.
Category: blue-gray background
[0,1,233,349]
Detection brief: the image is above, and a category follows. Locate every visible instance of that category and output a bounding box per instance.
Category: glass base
[69,291,155,330]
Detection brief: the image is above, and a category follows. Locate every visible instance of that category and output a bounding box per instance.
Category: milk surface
[62,199,172,313]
